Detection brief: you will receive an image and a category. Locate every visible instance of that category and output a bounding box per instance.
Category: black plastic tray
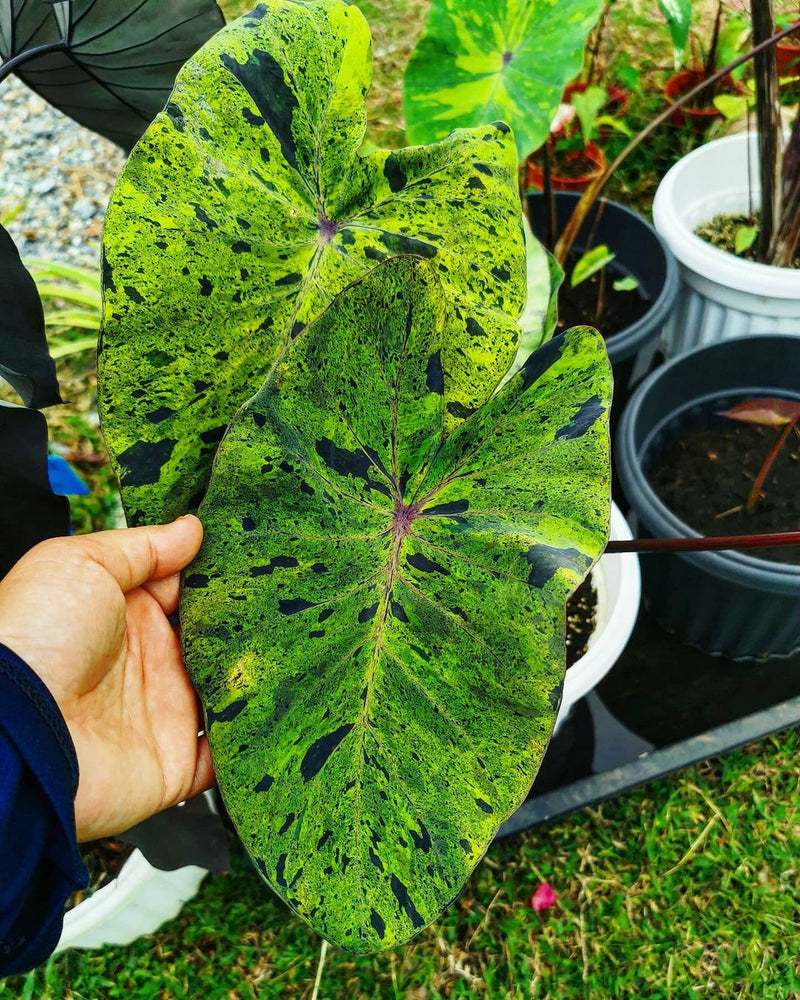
[499,605,800,838]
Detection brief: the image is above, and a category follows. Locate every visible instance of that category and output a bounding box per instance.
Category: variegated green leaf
[403,0,605,158]
[658,0,692,68]
[97,0,525,527]
[515,216,563,364]
[180,256,612,953]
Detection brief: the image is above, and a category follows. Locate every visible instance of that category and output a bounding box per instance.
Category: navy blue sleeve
[0,643,88,978]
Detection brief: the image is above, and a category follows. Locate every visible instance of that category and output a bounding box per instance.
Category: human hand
[0,516,214,842]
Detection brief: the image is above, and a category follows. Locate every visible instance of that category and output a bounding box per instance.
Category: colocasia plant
[98,0,613,951]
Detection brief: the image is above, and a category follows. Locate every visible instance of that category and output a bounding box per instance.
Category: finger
[79,515,203,593]
[142,572,181,616]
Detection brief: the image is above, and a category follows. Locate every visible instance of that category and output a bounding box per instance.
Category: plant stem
[771,111,800,265]
[752,0,782,262]
[553,22,800,266]
[606,530,800,554]
[745,414,799,512]
[704,0,725,80]
[0,40,68,86]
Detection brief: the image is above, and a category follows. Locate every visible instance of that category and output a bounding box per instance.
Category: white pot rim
[555,502,641,730]
[653,132,800,300]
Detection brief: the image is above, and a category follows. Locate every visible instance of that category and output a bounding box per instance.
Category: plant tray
[499,605,800,838]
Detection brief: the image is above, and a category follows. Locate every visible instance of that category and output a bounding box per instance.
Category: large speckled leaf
[97,0,525,528]
[403,0,605,158]
[0,0,224,150]
[180,257,612,953]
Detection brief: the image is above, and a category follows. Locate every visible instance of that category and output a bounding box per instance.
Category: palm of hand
[0,519,213,841]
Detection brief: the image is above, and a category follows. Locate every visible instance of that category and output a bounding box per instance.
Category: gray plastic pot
[616,335,800,660]
[526,192,679,414]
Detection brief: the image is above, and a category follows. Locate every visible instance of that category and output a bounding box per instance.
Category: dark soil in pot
[64,839,135,911]
[647,416,800,565]
[557,250,652,339]
[565,576,598,668]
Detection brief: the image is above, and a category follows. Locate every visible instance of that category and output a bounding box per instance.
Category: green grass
[4,732,799,999]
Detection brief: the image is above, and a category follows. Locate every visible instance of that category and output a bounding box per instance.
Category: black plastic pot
[526,192,679,417]
[616,335,800,661]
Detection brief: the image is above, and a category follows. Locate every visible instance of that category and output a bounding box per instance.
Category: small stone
[73,198,97,220]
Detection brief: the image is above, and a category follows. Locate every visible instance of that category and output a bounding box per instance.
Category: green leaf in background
[735,225,759,255]
[180,256,612,953]
[0,0,225,150]
[657,0,692,69]
[98,0,525,527]
[612,275,639,292]
[403,0,606,159]
[571,85,608,144]
[595,114,633,137]
[713,93,750,121]
[570,244,615,288]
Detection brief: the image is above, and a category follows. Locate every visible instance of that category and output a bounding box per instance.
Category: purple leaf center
[392,499,422,539]
[318,214,340,242]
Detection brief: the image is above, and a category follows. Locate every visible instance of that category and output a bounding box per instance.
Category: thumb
[77,516,204,593]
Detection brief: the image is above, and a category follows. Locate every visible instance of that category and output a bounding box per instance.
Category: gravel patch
[0,74,127,270]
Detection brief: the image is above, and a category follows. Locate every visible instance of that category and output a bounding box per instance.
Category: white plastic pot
[653,132,800,357]
[56,850,207,952]
[55,791,218,952]
[555,503,641,731]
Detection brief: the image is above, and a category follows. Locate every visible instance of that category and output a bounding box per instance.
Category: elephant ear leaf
[97,0,525,527]
[0,225,60,408]
[403,0,605,158]
[180,256,612,954]
[0,0,225,150]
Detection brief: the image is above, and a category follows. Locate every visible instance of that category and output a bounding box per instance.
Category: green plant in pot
[660,0,747,128]
[651,0,800,355]
[523,89,610,193]
[616,335,800,659]
[97,0,615,952]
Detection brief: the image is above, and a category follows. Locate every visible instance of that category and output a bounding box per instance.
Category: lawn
[6,733,800,998]
[3,1,800,998]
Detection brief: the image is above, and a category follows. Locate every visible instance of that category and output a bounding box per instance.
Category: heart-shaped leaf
[0,225,60,408]
[180,256,612,953]
[403,0,605,159]
[0,403,69,578]
[98,0,526,527]
[0,0,225,149]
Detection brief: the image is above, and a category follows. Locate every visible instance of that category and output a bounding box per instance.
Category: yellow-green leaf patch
[180,256,612,953]
[98,0,525,526]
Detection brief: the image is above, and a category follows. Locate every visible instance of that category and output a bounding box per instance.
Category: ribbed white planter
[55,792,217,952]
[653,132,800,357]
[554,503,641,732]
[56,851,208,952]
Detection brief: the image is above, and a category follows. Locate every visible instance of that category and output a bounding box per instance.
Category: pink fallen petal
[529,882,557,912]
